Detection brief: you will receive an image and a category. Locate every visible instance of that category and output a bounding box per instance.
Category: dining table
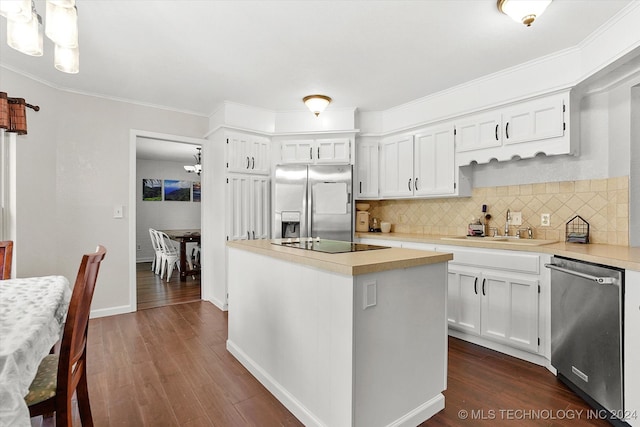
[0,276,71,427]
[160,229,201,282]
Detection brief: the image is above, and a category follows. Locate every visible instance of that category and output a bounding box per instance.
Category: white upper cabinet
[379,134,414,198]
[355,140,379,199]
[455,91,573,165]
[455,111,502,153]
[379,123,459,198]
[501,94,565,146]
[413,125,455,196]
[280,138,351,164]
[227,133,270,175]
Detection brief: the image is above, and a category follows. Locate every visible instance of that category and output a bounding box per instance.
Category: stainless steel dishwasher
[546,256,624,418]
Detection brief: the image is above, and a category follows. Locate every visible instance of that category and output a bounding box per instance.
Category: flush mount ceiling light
[1,0,80,73]
[184,147,202,176]
[303,95,332,117]
[498,0,552,27]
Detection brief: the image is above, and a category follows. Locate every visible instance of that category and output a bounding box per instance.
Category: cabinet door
[227,175,251,240]
[414,125,455,196]
[379,135,414,198]
[227,134,270,174]
[249,177,270,239]
[356,141,379,198]
[248,137,270,175]
[281,140,314,164]
[502,93,565,146]
[448,267,482,335]
[481,273,539,352]
[227,134,252,173]
[316,138,350,164]
[455,111,502,152]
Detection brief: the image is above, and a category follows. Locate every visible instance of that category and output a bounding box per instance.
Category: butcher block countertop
[226,239,453,276]
[356,232,640,271]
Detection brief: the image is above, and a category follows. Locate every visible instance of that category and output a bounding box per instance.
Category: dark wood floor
[40,301,610,427]
[136,261,201,310]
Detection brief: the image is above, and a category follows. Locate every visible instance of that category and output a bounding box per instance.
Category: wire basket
[566,215,589,243]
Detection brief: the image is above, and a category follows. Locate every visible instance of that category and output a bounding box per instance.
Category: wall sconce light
[303,95,332,117]
[498,0,552,27]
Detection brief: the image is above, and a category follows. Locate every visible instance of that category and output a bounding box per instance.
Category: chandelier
[184,147,202,176]
[0,0,80,73]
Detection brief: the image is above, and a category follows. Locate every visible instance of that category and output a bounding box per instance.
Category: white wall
[135,158,201,262]
[2,68,208,316]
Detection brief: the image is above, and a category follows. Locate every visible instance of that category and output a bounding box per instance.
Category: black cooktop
[273,239,390,254]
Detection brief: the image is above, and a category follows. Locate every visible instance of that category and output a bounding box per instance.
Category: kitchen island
[226,239,453,427]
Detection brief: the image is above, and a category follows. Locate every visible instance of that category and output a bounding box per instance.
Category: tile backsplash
[362,176,629,246]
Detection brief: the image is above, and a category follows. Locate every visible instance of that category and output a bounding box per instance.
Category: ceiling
[0,0,635,117]
[1,1,635,162]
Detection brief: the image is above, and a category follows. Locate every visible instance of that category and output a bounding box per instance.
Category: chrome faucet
[504,209,511,236]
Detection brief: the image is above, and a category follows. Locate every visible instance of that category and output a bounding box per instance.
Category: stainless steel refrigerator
[274,164,353,241]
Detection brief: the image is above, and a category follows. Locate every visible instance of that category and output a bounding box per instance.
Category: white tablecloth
[0,276,71,427]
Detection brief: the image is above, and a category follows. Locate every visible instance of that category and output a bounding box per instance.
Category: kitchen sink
[440,236,558,246]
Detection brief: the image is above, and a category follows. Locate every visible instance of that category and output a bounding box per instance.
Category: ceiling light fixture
[303,95,332,117]
[497,0,552,27]
[184,147,202,176]
[1,0,80,73]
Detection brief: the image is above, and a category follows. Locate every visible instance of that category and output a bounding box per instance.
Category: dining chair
[158,231,180,281]
[25,245,107,427]
[0,240,13,279]
[148,228,163,275]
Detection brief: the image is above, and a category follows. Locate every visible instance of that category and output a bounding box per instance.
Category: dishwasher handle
[544,263,618,285]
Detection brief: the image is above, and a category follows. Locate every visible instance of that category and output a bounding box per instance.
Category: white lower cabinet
[441,245,543,354]
[226,174,270,241]
[626,270,640,426]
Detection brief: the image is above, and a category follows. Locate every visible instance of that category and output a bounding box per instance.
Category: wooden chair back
[28,245,106,426]
[0,240,13,279]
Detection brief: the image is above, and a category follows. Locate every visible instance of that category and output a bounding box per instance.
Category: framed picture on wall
[164,179,191,201]
[142,179,162,201]
[192,182,201,202]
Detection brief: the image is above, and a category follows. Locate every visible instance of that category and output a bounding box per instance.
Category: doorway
[129,130,207,311]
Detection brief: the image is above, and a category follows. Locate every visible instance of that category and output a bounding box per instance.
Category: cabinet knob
[408,178,412,191]
[474,277,478,295]
[495,124,499,141]
[415,177,419,191]
[246,156,250,169]
[505,122,510,139]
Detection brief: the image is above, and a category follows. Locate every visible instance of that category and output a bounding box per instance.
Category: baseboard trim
[90,304,133,319]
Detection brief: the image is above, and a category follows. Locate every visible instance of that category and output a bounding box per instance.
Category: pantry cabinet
[355,139,379,199]
[226,133,270,175]
[226,175,270,241]
[379,123,458,198]
[455,91,572,165]
[280,138,351,164]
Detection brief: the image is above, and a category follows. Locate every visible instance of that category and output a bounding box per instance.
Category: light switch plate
[510,211,522,226]
[541,213,551,227]
[113,205,124,219]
